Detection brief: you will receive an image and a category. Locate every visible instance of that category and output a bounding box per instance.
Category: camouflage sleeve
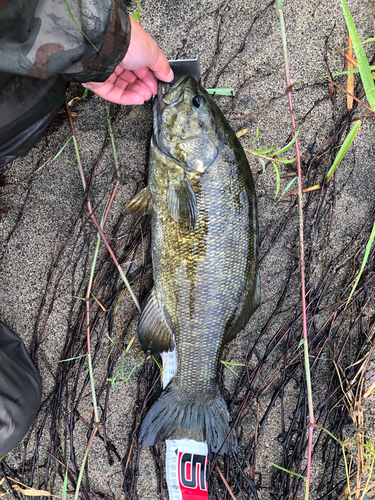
[0,0,131,83]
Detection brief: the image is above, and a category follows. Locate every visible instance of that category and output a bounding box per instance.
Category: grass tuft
[243,128,299,199]
[341,0,375,110]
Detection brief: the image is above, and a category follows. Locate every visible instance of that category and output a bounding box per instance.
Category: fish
[127,75,260,454]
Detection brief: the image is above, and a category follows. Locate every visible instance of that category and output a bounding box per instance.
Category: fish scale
[128,75,260,453]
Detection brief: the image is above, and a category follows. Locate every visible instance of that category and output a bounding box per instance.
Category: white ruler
[162,348,178,389]
[162,349,209,500]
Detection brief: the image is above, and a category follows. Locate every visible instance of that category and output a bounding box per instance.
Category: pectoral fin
[138,289,174,354]
[167,175,197,231]
[127,187,153,216]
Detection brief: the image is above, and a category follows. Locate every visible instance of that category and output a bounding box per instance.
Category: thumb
[148,51,174,82]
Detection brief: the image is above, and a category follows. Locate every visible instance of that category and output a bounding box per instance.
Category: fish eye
[192,95,204,108]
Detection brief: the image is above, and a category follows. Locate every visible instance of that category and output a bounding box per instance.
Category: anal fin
[127,186,153,216]
[139,289,174,354]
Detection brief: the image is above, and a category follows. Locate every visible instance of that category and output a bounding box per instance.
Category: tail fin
[139,382,237,454]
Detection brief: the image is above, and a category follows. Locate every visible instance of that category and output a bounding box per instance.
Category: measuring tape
[162,349,209,499]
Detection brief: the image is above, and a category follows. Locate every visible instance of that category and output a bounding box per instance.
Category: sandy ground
[1,0,375,499]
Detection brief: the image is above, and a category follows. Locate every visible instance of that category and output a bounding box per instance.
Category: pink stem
[278,6,315,494]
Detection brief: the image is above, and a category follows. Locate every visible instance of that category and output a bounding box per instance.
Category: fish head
[154,75,219,173]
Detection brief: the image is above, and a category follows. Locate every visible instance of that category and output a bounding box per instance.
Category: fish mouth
[162,74,190,105]
[153,75,191,153]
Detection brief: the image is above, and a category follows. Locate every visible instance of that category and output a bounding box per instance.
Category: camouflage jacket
[0,0,131,167]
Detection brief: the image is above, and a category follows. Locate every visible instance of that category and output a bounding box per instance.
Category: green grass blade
[273,158,296,164]
[269,127,300,156]
[249,146,277,154]
[125,336,135,354]
[362,37,375,44]
[360,452,375,500]
[152,355,162,371]
[258,157,266,176]
[280,176,298,198]
[315,424,343,445]
[65,0,99,52]
[269,462,306,479]
[53,137,72,162]
[206,88,235,96]
[341,0,375,110]
[132,0,141,24]
[298,338,305,350]
[220,361,245,366]
[0,455,5,464]
[243,127,260,146]
[273,161,281,199]
[326,120,361,182]
[328,66,375,78]
[104,102,120,178]
[242,127,259,149]
[220,360,240,378]
[62,468,68,500]
[74,430,95,500]
[60,354,87,362]
[125,360,144,382]
[346,218,375,305]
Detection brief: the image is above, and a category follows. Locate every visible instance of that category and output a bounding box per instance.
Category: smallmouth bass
[127,75,260,453]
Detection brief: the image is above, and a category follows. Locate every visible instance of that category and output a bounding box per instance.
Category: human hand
[83,16,174,105]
